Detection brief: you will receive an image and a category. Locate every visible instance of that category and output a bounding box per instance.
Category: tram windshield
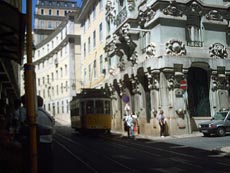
[95,100,104,114]
[86,100,94,114]
[104,101,110,114]
[81,99,111,115]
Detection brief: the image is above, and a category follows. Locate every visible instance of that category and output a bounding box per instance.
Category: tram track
[99,134,230,170]
[54,128,230,172]
[54,133,138,173]
[54,130,202,172]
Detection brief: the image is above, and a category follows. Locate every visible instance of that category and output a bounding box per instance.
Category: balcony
[115,7,127,26]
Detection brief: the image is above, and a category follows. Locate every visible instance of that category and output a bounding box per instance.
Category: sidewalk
[112,130,230,155]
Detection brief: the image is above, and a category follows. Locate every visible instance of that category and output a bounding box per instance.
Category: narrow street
[52,123,230,173]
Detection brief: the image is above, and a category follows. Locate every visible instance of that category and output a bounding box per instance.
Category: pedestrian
[132,112,138,136]
[17,95,55,173]
[17,95,30,173]
[36,95,55,173]
[157,110,166,137]
[125,113,135,138]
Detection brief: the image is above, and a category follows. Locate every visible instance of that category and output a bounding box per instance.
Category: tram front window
[95,100,104,114]
[86,100,94,114]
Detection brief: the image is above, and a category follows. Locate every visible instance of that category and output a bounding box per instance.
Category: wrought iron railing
[115,7,127,26]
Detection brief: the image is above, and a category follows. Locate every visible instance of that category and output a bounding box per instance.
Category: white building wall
[32,13,80,122]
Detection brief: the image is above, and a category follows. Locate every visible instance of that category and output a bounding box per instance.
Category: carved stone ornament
[209,43,228,59]
[138,6,156,26]
[127,0,135,11]
[112,34,120,52]
[117,57,125,71]
[211,74,230,91]
[166,40,186,56]
[164,70,183,90]
[146,6,156,22]
[167,75,175,90]
[108,83,117,100]
[105,0,116,23]
[104,41,113,53]
[163,0,183,17]
[130,51,138,66]
[118,79,125,96]
[146,72,159,90]
[206,10,223,21]
[186,1,202,15]
[138,10,146,26]
[131,75,141,95]
[146,42,156,58]
[120,23,131,45]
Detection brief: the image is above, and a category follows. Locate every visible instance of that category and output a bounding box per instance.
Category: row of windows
[40,9,72,16]
[38,82,69,99]
[40,1,76,8]
[37,65,68,86]
[38,20,60,29]
[44,100,70,116]
[83,55,104,84]
[36,26,68,59]
[37,43,68,61]
[83,23,103,56]
[83,0,103,30]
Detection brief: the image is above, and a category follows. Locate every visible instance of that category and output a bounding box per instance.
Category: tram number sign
[180,80,187,90]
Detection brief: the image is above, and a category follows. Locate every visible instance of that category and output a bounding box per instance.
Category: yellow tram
[70,88,112,133]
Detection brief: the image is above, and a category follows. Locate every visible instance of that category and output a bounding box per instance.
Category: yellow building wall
[81,1,106,89]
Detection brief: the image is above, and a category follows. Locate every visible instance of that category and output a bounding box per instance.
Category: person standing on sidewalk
[157,110,166,137]
[125,113,135,138]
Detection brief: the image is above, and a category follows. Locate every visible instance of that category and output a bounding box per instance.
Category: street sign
[180,80,187,90]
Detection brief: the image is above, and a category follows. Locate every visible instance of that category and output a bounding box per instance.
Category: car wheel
[217,127,225,137]
[203,133,210,137]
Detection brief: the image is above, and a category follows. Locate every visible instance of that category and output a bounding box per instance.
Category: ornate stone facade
[103,0,230,136]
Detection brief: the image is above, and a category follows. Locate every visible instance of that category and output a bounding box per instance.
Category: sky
[22,0,83,28]
[22,0,36,13]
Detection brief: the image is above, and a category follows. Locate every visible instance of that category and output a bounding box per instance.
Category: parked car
[198,111,230,137]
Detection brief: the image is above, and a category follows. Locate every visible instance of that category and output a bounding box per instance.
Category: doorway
[187,67,211,117]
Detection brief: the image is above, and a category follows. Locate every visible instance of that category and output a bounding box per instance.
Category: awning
[0,1,26,65]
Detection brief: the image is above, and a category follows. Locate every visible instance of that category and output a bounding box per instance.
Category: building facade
[31,12,81,122]
[103,0,230,136]
[78,0,107,89]
[34,0,81,45]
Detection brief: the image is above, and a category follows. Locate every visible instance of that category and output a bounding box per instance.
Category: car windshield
[213,112,228,120]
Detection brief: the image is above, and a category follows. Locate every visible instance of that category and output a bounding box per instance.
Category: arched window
[49,9,52,15]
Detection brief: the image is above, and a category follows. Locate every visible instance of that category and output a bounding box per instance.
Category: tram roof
[74,88,110,99]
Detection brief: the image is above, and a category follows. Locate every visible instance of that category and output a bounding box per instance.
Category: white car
[198,111,230,137]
